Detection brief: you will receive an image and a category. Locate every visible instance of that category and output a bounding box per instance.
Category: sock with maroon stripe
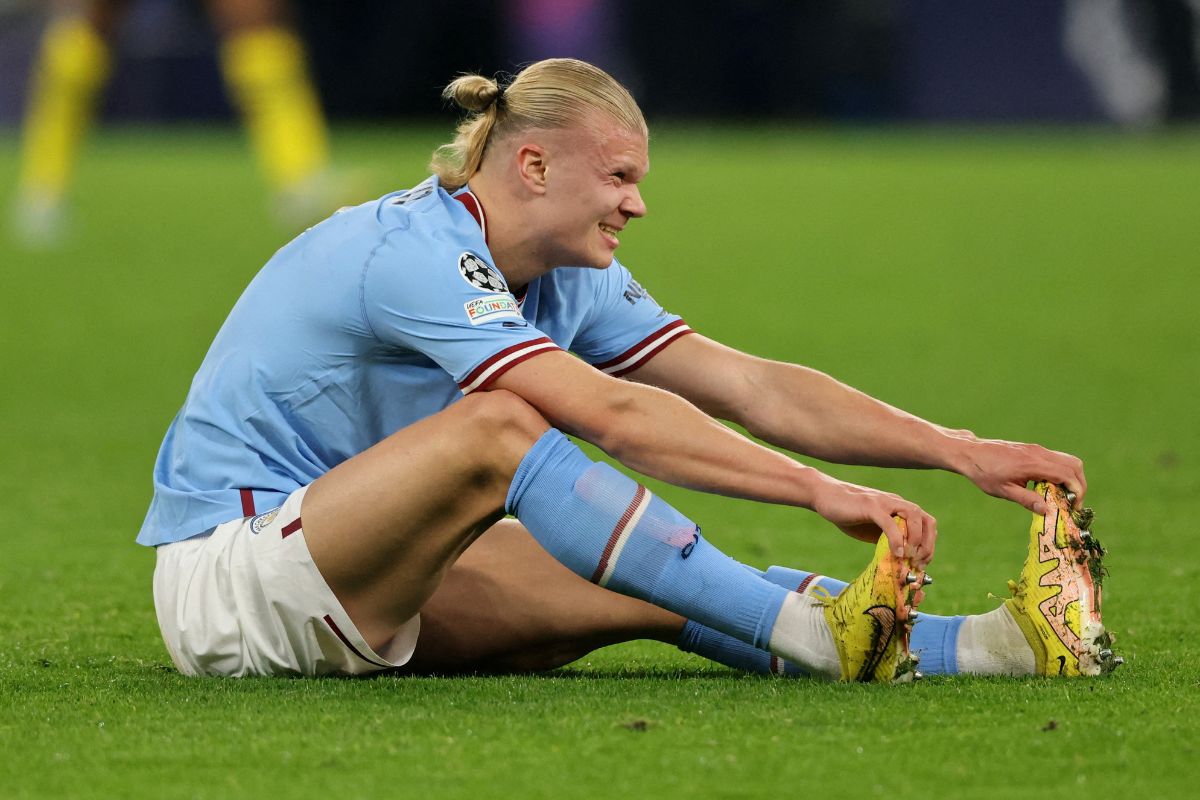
[506,430,838,676]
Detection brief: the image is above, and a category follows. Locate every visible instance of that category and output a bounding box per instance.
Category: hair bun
[443,74,502,112]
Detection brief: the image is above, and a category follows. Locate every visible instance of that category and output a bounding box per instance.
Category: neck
[466,172,551,293]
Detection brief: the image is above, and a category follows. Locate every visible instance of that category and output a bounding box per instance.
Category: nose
[621,185,647,219]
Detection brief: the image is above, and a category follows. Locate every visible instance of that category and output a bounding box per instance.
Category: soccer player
[140,58,1117,682]
[12,0,339,244]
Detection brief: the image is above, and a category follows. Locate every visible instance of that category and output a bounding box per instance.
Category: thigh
[300,391,548,650]
[402,519,687,674]
[154,487,419,677]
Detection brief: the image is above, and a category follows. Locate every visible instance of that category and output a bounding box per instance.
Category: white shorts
[152,486,420,677]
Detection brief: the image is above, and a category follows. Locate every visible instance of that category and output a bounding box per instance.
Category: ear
[515,143,549,195]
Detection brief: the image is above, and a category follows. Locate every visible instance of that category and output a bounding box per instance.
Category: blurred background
[4,0,1200,127]
[3,0,1199,244]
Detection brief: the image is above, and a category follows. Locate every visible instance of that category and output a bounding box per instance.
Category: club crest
[250,508,281,535]
[459,253,508,293]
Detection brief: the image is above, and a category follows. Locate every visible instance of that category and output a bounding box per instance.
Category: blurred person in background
[11,0,342,245]
[1066,0,1200,125]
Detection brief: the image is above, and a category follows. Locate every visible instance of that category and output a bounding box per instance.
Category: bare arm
[490,350,937,563]
[626,334,1087,514]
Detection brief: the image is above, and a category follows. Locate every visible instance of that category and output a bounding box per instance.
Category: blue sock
[678,567,967,675]
[910,613,965,674]
[678,618,805,676]
[507,430,790,650]
[763,566,848,598]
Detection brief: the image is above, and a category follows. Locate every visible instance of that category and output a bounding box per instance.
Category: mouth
[598,222,622,247]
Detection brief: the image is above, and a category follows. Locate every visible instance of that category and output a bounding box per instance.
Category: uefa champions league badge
[250,508,281,535]
[458,252,508,293]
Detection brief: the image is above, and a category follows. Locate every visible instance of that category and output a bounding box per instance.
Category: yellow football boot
[1004,482,1121,676]
[822,519,925,683]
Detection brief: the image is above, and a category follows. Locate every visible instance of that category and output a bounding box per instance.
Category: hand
[808,475,937,568]
[957,437,1086,513]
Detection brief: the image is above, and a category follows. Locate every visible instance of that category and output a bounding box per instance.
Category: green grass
[2,124,1199,798]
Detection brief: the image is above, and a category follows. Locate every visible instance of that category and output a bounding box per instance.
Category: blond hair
[430,58,647,191]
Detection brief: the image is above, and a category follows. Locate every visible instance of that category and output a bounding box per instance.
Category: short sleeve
[363,236,561,393]
[571,260,693,376]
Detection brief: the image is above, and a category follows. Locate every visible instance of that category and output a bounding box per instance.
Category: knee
[457,389,550,461]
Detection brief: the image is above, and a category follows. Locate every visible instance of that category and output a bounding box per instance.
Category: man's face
[535,117,649,269]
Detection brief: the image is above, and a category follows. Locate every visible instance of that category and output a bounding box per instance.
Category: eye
[611,172,626,182]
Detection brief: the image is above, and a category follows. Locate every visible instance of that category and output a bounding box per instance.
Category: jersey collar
[450,186,488,244]
[449,184,529,303]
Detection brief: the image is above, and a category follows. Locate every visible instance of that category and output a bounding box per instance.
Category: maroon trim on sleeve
[592,319,694,377]
[458,337,560,394]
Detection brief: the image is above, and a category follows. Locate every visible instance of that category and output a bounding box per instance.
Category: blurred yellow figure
[13,0,341,245]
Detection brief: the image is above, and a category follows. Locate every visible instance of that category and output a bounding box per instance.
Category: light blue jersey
[138,178,692,546]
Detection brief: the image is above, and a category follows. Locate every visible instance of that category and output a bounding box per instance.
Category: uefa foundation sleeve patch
[464,295,521,325]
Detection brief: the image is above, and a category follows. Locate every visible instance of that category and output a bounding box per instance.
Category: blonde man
[141,59,1116,682]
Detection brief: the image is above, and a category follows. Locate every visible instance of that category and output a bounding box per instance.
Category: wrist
[937,427,980,476]
[792,464,839,511]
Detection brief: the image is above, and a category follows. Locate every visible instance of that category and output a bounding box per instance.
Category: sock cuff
[677,619,705,653]
[506,428,580,515]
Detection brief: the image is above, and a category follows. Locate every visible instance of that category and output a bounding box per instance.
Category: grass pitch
[1,124,1198,798]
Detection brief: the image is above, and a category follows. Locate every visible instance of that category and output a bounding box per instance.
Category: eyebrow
[609,160,648,181]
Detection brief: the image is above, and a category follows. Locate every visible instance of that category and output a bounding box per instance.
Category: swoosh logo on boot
[856,605,897,681]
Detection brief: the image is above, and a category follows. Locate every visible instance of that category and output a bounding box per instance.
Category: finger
[878,513,905,558]
[1004,483,1047,515]
[899,510,921,561]
[915,512,937,568]
[1065,459,1087,508]
[902,509,929,568]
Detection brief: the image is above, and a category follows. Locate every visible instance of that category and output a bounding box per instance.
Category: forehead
[559,116,648,170]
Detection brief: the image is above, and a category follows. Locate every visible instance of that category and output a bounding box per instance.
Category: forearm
[559,380,831,509]
[735,359,976,474]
